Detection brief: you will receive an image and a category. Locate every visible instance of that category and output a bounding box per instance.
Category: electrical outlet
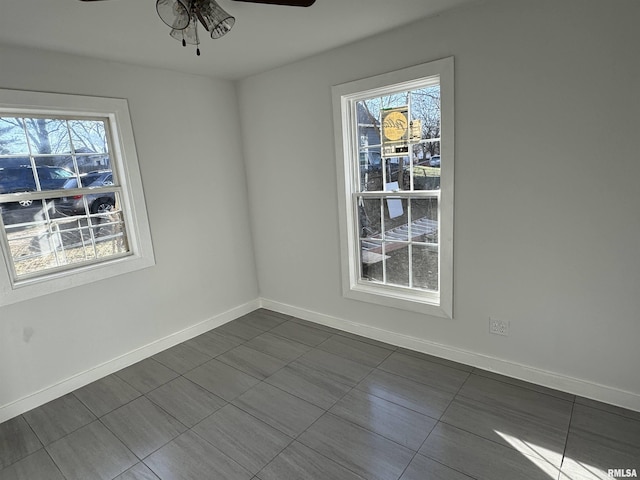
[489,318,510,336]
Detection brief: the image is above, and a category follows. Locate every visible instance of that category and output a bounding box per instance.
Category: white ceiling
[0,0,477,80]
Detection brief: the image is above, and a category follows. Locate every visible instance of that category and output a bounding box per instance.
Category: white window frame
[0,89,155,306]
[332,58,454,318]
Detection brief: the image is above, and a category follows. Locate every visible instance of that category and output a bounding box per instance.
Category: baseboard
[259,298,640,413]
[5,296,637,423]
[0,298,260,424]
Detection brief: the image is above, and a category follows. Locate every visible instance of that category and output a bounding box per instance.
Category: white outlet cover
[489,318,510,336]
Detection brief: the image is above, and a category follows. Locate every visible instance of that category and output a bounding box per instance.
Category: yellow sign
[382,108,409,143]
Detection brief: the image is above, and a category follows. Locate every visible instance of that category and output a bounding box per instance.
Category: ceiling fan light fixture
[156,0,190,30]
[194,0,236,39]
[159,0,235,55]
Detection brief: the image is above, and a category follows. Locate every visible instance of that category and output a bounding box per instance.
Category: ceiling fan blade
[231,0,316,6]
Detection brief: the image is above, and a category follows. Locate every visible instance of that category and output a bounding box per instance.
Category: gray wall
[238,0,640,409]
[0,46,259,419]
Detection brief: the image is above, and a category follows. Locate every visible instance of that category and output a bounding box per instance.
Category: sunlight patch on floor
[558,457,614,480]
[494,430,561,479]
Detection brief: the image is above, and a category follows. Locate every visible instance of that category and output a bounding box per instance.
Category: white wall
[0,46,259,420]
[239,0,640,410]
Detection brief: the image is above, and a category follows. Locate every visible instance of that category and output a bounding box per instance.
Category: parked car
[0,165,75,207]
[428,155,441,167]
[56,170,116,215]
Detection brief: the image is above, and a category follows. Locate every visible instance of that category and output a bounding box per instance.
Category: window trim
[332,58,454,318]
[0,89,155,306]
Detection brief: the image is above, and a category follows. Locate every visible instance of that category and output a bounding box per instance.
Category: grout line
[180,426,265,478]
[572,398,640,423]
[291,411,374,480]
[471,368,576,403]
[352,371,445,420]
[22,395,99,448]
[557,399,577,477]
[414,454,482,480]
[375,364,468,398]
[408,367,472,477]
[44,447,70,480]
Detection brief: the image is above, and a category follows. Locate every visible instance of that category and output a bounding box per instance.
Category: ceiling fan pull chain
[195,20,201,56]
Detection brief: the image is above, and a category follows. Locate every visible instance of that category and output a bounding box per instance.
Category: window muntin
[0,89,155,305]
[333,58,453,317]
[0,115,130,282]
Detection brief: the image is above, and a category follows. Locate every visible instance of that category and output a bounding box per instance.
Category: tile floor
[1,309,639,480]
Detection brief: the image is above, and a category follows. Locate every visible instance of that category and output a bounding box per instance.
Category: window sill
[344,281,452,318]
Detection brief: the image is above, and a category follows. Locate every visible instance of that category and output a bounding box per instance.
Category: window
[332,58,454,317]
[0,89,155,305]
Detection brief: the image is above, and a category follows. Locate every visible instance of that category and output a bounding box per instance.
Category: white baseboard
[259,298,640,413]
[4,296,638,423]
[0,299,260,424]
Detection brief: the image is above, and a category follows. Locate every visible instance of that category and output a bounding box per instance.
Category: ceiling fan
[79,0,317,55]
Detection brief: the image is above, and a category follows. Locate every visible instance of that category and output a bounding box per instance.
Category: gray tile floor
[1,309,639,480]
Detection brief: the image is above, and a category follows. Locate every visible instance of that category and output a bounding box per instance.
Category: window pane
[411,198,438,244]
[412,244,438,291]
[360,239,384,282]
[60,169,114,194]
[76,154,112,175]
[359,147,382,192]
[0,162,31,194]
[93,208,129,258]
[89,190,120,216]
[31,157,78,190]
[425,140,441,164]
[1,199,54,227]
[385,242,410,287]
[410,85,441,141]
[2,196,70,277]
[0,118,29,154]
[55,189,118,217]
[357,102,380,148]
[411,141,440,191]
[358,197,381,239]
[384,156,410,190]
[412,165,440,191]
[380,93,409,110]
[383,198,409,241]
[24,118,71,155]
[412,140,440,166]
[68,120,108,154]
[8,224,59,276]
